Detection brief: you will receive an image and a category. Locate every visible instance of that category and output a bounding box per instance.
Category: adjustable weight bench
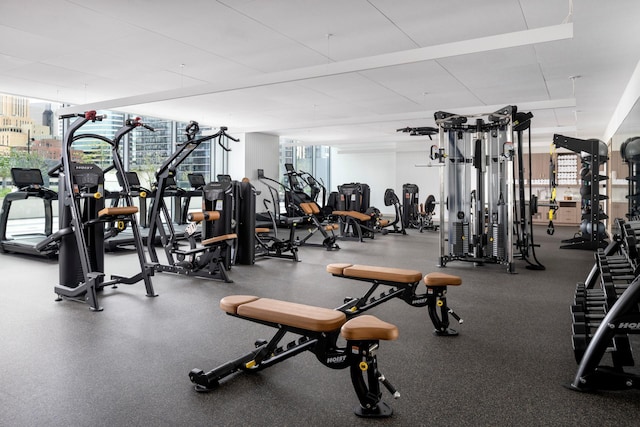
[189,295,400,418]
[327,263,463,336]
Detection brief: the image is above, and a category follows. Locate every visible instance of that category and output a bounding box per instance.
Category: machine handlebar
[59,111,106,121]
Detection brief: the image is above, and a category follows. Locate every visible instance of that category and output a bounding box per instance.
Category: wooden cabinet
[555,200,581,225]
[521,153,580,185]
[522,153,552,184]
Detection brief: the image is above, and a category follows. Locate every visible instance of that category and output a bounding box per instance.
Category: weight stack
[452,222,469,256]
[491,222,505,259]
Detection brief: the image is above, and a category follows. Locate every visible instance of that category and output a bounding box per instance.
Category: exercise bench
[189,295,400,418]
[327,263,463,336]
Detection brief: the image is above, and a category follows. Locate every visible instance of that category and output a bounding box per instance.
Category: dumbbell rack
[569,220,640,391]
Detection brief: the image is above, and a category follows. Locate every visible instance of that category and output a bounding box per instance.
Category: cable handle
[185,121,200,139]
[216,126,240,152]
[128,117,155,132]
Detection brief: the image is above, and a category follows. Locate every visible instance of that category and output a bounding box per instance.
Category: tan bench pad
[300,202,320,215]
[221,295,346,332]
[341,315,398,341]
[424,272,462,286]
[327,263,422,283]
[332,210,371,222]
[98,206,138,217]
[202,233,237,246]
[255,227,271,234]
[220,295,260,314]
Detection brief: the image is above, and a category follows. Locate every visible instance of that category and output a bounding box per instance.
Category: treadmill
[0,168,58,257]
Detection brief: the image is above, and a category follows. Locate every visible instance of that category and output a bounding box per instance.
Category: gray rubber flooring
[1,225,639,426]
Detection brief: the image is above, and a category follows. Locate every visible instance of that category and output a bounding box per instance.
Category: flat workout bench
[190,295,400,418]
[327,263,463,336]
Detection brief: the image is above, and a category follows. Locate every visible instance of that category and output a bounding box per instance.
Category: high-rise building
[0,94,51,156]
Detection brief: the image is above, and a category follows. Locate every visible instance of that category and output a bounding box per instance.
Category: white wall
[229,132,279,209]
[395,151,442,218]
[229,139,441,217]
[330,149,396,214]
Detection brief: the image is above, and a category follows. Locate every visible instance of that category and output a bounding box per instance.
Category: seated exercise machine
[376,188,406,235]
[333,182,377,242]
[254,169,302,261]
[401,183,420,229]
[295,201,340,251]
[327,263,463,336]
[282,163,321,217]
[146,122,239,282]
[48,112,156,311]
[174,208,237,283]
[0,167,58,257]
[418,195,439,232]
[189,295,400,418]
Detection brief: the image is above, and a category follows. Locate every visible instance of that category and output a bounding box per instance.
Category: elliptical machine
[49,111,157,311]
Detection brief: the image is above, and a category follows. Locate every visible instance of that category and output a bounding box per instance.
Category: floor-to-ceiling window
[0,93,226,232]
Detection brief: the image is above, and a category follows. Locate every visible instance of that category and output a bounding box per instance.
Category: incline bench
[190,295,400,418]
[327,263,463,336]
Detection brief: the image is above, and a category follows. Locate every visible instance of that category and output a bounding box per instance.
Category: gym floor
[1,225,639,426]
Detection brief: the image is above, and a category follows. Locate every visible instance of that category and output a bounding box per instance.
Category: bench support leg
[348,340,395,418]
[428,287,462,336]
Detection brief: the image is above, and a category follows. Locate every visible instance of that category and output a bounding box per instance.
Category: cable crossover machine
[432,106,517,273]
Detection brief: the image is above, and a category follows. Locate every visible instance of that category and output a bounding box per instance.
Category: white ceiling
[1,0,639,151]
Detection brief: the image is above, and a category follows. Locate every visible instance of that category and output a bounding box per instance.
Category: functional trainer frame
[433,106,516,272]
